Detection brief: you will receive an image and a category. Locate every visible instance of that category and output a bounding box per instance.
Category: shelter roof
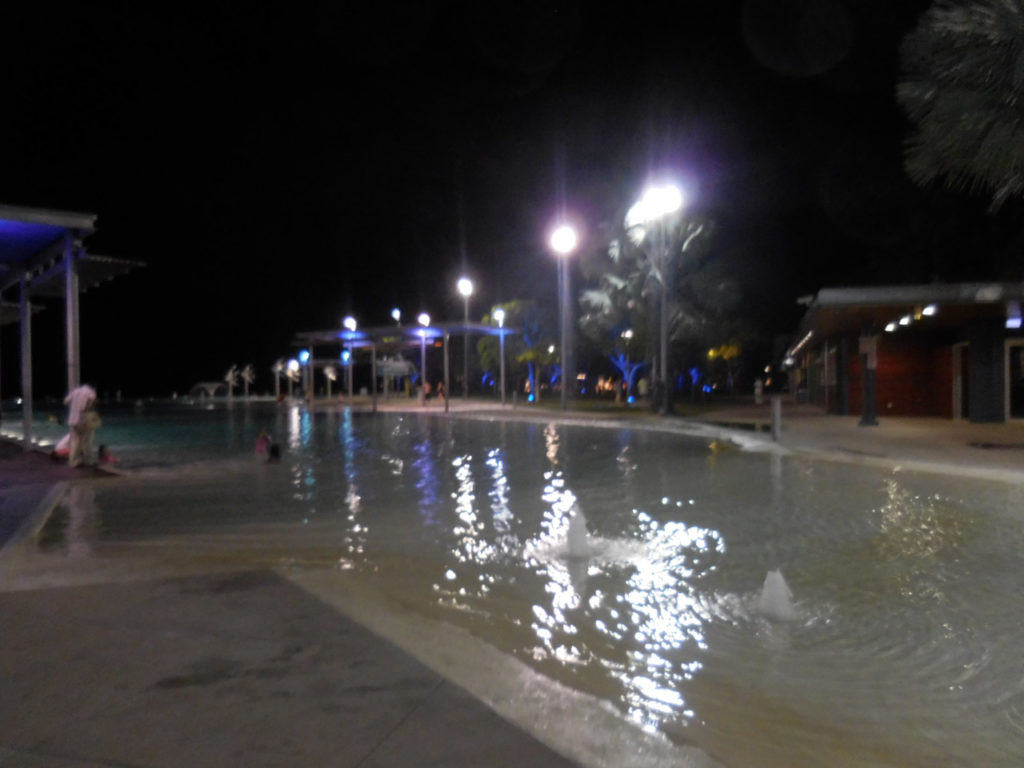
[0,204,144,318]
[790,282,1024,353]
[0,204,95,269]
[294,322,516,350]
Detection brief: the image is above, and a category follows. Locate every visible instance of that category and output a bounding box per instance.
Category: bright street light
[550,223,579,411]
[342,316,357,397]
[391,307,401,325]
[626,182,684,416]
[418,312,430,399]
[457,277,473,399]
[493,307,506,406]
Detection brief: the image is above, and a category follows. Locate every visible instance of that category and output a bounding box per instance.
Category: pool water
[30,402,1024,766]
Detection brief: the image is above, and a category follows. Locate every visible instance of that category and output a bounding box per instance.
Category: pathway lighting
[494,307,506,405]
[626,182,684,415]
[549,224,578,411]
[457,278,473,399]
[418,312,430,395]
[343,316,357,398]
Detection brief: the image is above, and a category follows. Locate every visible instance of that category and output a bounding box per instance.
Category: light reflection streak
[413,426,441,526]
[287,405,317,518]
[339,408,364,555]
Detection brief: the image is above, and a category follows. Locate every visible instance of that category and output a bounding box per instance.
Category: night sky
[2,1,1019,398]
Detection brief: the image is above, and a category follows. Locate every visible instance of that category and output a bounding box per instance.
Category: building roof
[792,282,1024,348]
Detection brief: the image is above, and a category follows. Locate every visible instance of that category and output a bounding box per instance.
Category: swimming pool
[30,401,1024,766]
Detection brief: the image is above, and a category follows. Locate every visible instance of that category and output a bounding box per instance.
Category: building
[786,283,1024,423]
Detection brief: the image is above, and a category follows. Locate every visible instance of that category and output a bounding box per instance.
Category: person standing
[64,383,99,467]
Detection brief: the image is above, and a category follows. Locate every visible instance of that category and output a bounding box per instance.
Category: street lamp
[626,183,684,415]
[418,312,430,400]
[343,315,357,399]
[457,277,473,400]
[391,307,401,326]
[549,224,578,411]
[493,307,506,405]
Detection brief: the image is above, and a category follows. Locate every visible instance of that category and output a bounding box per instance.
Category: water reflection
[339,408,364,557]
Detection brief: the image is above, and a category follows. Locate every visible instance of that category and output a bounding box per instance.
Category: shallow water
[33,402,1024,766]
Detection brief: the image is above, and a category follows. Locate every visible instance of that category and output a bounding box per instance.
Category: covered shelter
[786,282,1024,423]
[293,321,517,412]
[1,203,143,447]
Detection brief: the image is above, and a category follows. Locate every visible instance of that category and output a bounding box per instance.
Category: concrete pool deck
[2,401,1023,768]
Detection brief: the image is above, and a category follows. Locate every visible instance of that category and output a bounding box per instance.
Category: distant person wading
[64,383,100,467]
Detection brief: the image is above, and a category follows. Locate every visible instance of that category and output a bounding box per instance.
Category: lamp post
[418,312,430,401]
[457,277,473,400]
[550,224,578,411]
[494,307,506,405]
[626,184,683,416]
[343,315,357,399]
[391,307,401,326]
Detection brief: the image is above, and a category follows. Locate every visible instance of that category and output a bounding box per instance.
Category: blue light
[340,350,351,365]
[627,395,635,404]
[298,349,310,364]
[528,393,535,403]
[702,384,713,393]
[689,367,701,385]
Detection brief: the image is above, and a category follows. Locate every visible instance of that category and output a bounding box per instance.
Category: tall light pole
[550,224,578,411]
[343,315,357,399]
[457,277,473,400]
[626,184,683,416]
[418,312,430,401]
[494,307,506,405]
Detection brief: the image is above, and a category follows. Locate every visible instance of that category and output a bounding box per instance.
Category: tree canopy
[898,0,1024,210]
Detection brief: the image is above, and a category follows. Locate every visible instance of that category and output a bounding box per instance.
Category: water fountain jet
[758,569,795,621]
[566,507,591,558]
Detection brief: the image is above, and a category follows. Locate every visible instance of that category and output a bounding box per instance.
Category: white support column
[65,233,80,392]
[443,331,450,414]
[20,275,33,449]
[371,342,378,413]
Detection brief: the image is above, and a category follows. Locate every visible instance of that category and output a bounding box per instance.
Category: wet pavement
[2,400,1024,768]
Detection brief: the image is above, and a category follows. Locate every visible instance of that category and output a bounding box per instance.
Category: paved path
[0,570,581,768]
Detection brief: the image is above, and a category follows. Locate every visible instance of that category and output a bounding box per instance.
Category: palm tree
[272,359,285,399]
[224,365,238,402]
[240,364,255,399]
[898,0,1024,210]
[324,365,338,399]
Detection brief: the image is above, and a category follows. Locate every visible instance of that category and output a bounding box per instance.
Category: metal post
[499,330,506,406]
[347,344,353,399]
[559,257,569,411]
[420,334,427,406]
[658,224,669,416]
[444,330,451,413]
[64,234,80,392]
[859,325,879,427]
[463,299,470,400]
[20,275,33,450]
[307,345,315,407]
[371,342,378,413]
